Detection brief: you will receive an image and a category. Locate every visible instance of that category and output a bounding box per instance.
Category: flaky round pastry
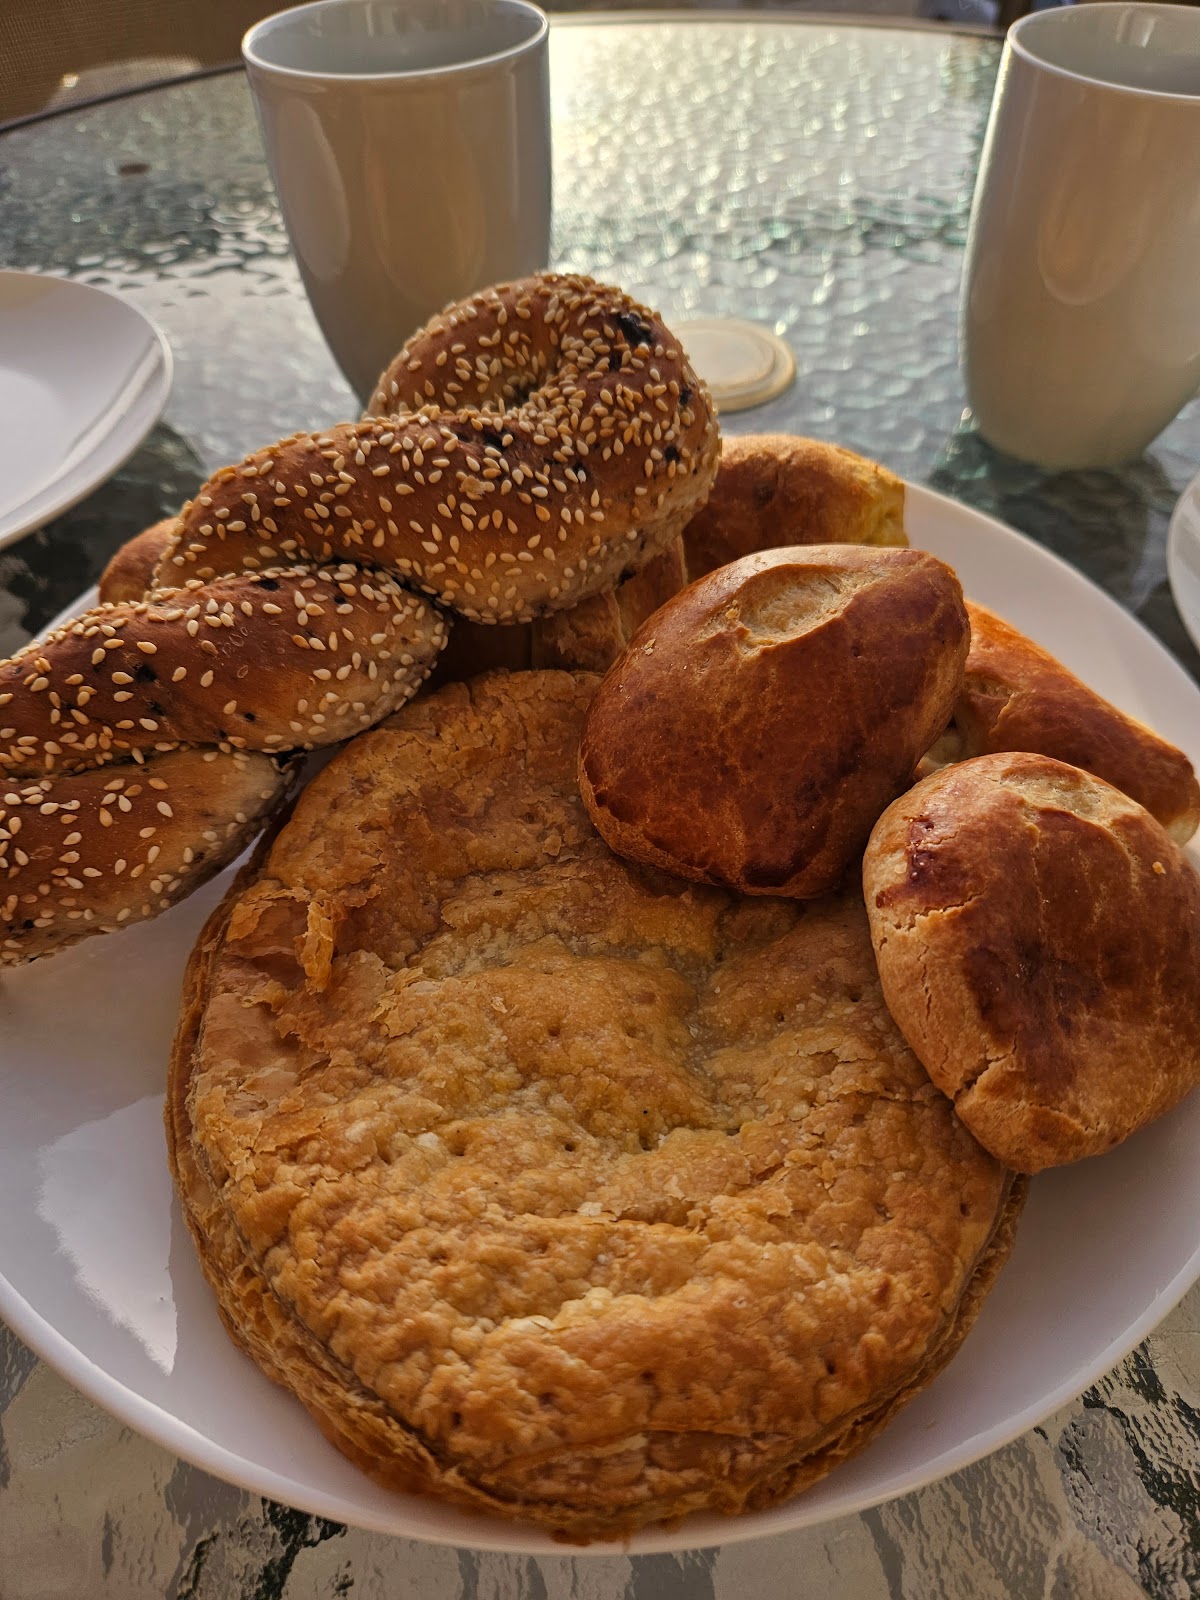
[579,545,969,898]
[168,669,1020,1541]
[864,752,1200,1173]
[681,433,907,580]
[926,601,1200,844]
[159,275,719,625]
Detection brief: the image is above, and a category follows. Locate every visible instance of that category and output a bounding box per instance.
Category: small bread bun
[98,519,178,604]
[429,538,689,686]
[864,752,1200,1173]
[579,545,968,898]
[682,433,907,580]
[929,602,1200,844]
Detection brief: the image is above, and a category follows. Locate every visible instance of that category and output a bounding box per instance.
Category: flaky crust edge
[166,857,1025,1545]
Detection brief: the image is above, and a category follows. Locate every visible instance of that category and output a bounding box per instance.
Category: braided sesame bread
[0,274,717,966]
[98,519,176,605]
[0,567,446,773]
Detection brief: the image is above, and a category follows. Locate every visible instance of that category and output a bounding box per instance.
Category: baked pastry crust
[682,433,907,580]
[168,671,1019,1541]
[929,602,1200,844]
[864,752,1200,1173]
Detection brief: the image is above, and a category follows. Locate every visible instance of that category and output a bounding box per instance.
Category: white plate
[3,483,1200,1556]
[0,271,173,549]
[1168,470,1200,655]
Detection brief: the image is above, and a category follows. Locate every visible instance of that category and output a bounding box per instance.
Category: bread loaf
[682,433,906,579]
[864,752,1200,1172]
[428,538,689,687]
[579,545,968,898]
[928,602,1200,844]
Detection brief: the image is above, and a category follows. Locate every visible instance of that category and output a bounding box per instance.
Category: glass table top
[1,14,1198,1598]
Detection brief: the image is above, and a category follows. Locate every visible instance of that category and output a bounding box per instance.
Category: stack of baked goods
[7,273,1200,1542]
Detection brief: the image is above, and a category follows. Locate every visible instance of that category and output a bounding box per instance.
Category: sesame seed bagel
[0,565,447,776]
[0,746,291,964]
[158,275,719,625]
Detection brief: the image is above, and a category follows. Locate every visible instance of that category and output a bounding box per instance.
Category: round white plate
[3,483,1200,1556]
[0,271,173,550]
[1168,469,1200,655]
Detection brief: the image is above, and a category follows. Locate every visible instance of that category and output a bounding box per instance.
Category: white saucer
[1167,469,1200,654]
[0,271,173,550]
[675,317,797,413]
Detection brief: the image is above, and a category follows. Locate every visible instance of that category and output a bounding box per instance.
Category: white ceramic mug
[243,0,551,405]
[960,3,1200,470]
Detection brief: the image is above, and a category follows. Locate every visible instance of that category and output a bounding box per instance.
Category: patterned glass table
[1,16,1198,1598]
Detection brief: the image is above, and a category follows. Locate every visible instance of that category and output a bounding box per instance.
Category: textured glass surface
[1,18,1198,1597]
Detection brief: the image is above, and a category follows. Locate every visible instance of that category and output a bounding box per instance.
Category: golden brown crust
[935,602,1200,844]
[427,539,689,688]
[682,433,906,580]
[1,746,292,963]
[531,538,688,672]
[98,519,178,604]
[864,752,1200,1173]
[579,546,969,899]
[168,670,1016,1540]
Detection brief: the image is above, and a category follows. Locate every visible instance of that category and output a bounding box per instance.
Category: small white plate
[0,272,173,549]
[2,484,1200,1556]
[1168,470,1200,655]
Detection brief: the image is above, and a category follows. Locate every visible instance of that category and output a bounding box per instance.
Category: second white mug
[243,0,552,405]
[960,3,1200,470]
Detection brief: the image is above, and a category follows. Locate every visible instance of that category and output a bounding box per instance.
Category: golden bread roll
[864,752,1200,1173]
[169,669,1021,1541]
[97,518,177,604]
[682,433,907,580]
[428,538,689,687]
[929,602,1200,844]
[579,545,969,898]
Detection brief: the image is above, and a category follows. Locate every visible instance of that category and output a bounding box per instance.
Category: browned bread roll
[168,669,1021,1541]
[579,545,969,899]
[429,537,689,687]
[682,433,907,580]
[98,519,177,605]
[929,601,1200,844]
[864,752,1200,1173]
